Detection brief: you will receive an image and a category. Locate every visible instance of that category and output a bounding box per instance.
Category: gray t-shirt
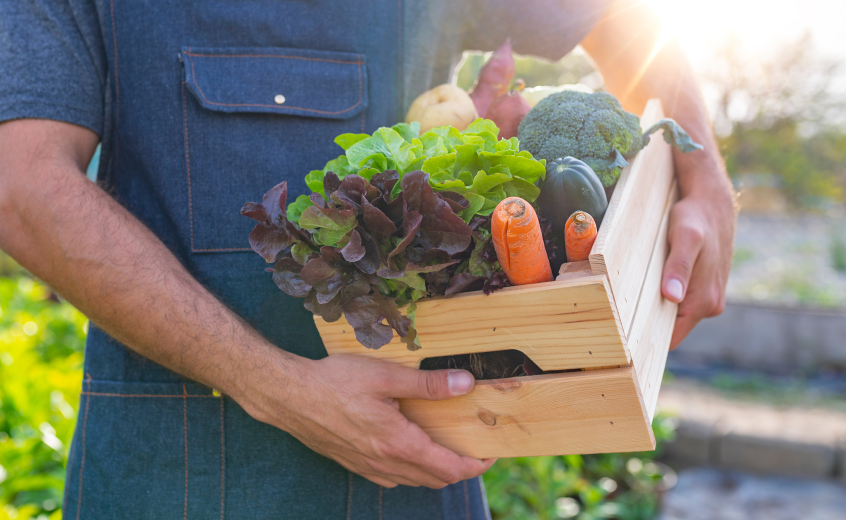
[0,0,609,136]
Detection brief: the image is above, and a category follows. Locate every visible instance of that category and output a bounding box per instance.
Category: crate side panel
[399,367,655,458]
[590,99,674,337]
[628,183,679,421]
[317,276,629,371]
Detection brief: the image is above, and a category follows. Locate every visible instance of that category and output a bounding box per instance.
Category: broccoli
[518,91,703,187]
[517,91,642,187]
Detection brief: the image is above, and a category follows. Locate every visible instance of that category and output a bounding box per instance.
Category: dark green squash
[536,157,608,273]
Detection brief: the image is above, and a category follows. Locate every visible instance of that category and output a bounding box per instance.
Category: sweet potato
[486,90,531,139]
[469,39,515,117]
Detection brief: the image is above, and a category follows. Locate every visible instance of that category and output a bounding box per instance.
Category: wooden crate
[315,99,678,458]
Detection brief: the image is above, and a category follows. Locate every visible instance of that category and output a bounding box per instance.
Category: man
[0,0,734,517]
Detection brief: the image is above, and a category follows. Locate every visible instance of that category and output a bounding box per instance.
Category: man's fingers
[669,312,699,350]
[410,434,495,484]
[662,215,705,304]
[381,366,475,400]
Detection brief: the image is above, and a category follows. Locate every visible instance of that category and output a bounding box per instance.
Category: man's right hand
[240,353,496,489]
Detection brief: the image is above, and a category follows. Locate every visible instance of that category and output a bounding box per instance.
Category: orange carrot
[564,211,598,262]
[491,197,553,285]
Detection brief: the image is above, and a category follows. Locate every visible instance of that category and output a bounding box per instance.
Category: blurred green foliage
[0,273,87,520]
[720,121,846,208]
[483,415,677,520]
[831,234,846,273]
[0,255,23,279]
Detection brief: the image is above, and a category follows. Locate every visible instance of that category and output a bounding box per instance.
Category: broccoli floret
[518,91,644,187]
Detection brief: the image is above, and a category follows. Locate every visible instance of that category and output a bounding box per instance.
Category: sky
[644,0,846,69]
[643,0,846,127]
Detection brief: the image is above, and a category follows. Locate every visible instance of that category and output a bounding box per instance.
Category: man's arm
[0,119,493,488]
[581,0,737,348]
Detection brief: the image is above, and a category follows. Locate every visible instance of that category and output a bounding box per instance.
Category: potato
[405,84,478,133]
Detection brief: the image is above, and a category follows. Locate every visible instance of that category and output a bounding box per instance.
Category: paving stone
[719,433,835,479]
[657,381,846,479]
[663,418,717,466]
[836,435,846,484]
[659,467,846,520]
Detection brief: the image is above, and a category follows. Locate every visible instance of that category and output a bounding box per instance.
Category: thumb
[387,367,476,400]
[662,220,705,304]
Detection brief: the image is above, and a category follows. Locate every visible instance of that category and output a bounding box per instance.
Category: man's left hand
[661,174,736,349]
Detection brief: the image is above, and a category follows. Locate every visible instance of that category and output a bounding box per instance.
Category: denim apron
[61,1,489,518]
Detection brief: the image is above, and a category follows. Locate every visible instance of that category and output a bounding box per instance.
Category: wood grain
[590,99,675,338]
[317,275,629,371]
[400,367,656,458]
[627,183,679,421]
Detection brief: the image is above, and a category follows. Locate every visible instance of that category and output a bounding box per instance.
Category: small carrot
[491,197,553,285]
[564,211,598,262]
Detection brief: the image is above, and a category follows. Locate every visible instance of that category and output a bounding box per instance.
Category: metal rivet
[274,94,286,105]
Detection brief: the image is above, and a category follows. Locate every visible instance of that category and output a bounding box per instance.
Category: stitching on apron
[345,471,353,520]
[185,52,363,65]
[183,384,189,520]
[109,0,119,168]
[182,79,195,252]
[378,486,383,520]
[463,480,469,520]
[219,395,225,520]
[75,374,91,520]
[358,53,365,133]
[186,52,363,115]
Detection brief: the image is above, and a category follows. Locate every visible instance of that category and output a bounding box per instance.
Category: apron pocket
[180,46,368,253]
[65,379,225,519]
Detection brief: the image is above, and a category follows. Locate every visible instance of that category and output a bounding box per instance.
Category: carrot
[564,211,598,262]
[491,197,553,285]
[469,39,515,117]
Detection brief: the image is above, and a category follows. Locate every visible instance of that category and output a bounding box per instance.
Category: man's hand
[661,182,735,348]
[243,354,494,488]
[582,0,737,347]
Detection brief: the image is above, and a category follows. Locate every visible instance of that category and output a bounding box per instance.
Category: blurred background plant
[483,415,678,520]
[0,260,86,520]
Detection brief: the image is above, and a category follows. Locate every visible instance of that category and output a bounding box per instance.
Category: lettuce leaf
[242,119,547,350]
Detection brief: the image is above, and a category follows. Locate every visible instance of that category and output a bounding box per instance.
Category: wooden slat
[627,183,679,421]
[590,99,674,337]
[400,367,655,458]
[317,275,629,371]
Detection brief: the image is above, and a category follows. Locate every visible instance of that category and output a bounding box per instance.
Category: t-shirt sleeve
[0,0,107,136]
[462,0,613,61]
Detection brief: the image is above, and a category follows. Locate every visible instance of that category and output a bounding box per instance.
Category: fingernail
[665,278,684,301]
[447,371,473,395]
